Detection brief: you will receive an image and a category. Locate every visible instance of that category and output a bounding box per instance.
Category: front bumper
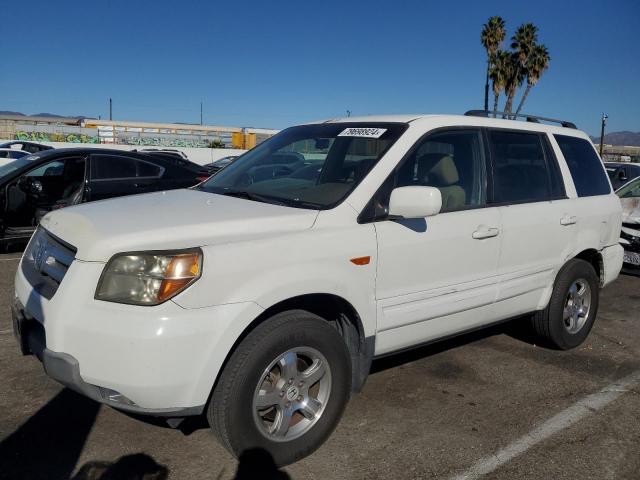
[13,258,264,414]
[12,297,202,417]
[620,225,640,275]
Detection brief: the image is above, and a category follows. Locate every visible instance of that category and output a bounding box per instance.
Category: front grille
[21,227,77,300]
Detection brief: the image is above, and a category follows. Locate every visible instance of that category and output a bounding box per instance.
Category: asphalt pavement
[1,252,638,479]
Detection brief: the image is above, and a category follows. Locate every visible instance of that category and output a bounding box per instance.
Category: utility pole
[200,101,203,125]
[109,98,112,121]
[599,113,608,157]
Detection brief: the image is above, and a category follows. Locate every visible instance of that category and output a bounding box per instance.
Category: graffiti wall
[15,131,100,143]
[117,136,214,148]
[11,123,248,149]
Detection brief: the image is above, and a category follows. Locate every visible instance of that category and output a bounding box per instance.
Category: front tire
[531,259,600,350]
[208,310,352,466]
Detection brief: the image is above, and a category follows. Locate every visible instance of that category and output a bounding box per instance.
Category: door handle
[472,226,500,240]
[560,215,577,226]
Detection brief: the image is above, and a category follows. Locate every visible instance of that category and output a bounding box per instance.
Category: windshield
[0,153,41,178]
[617,177,640,198]
[198,123,406,209]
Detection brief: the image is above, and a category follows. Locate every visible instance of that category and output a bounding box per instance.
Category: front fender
[174,224,378,335]
[173,224,378,405]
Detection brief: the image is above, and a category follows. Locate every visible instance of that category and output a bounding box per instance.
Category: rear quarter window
[554,135,611,196]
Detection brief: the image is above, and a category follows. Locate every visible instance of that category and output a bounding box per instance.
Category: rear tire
[208,310,352,466]
[531,259,599,350]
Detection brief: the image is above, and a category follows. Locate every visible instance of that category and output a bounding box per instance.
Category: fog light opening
[97,387,138,406]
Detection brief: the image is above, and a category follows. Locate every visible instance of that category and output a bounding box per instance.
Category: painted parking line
[449,370,640,480]
[0,257,21,262]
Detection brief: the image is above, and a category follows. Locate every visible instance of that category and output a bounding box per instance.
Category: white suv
[13,112,623,465]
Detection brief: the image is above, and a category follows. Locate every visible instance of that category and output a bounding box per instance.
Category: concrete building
[600,144,640,163]
[0,114,278,150]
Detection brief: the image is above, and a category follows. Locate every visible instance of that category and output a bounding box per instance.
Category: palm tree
[515,44,550,115]
[505,23,538,115]
[489,50,510,117]
[511,23,538,65]
[502,52,524,117]
[480,16,506,111]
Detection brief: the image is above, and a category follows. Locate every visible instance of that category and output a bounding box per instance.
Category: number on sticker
[338,127,387,138]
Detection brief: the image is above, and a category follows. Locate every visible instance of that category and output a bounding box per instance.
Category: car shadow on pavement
[0,387,290,480]
[370,318,535,374]
[233,448,291,480]
[2,241,27,254]
[0,388,101,480]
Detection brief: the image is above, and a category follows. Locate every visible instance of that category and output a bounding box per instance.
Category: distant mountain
[592,131,640,147]
[34,112,89,119]
[33,112,67,118]
[0,111,88,120]
[0,110,25,116]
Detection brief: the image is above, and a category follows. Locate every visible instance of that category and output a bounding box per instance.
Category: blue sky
[1,0,638,136]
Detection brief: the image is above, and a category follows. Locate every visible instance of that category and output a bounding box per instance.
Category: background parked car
[0,148,209,247]
[605,162,640,190]
[617,176,640,274]
[132,148,211,181]
[0,141,53,154]
[203,155,239,175]
[136,148,189,160]
[0,148,31,168]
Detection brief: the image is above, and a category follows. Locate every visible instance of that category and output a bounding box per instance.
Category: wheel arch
[537,248,604,310]
[207,293,374,409]
[574,248,604,286]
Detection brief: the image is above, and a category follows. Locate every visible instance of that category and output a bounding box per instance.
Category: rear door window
[90,155,162,180]
[488,130,553,204]
[554,135,611,196]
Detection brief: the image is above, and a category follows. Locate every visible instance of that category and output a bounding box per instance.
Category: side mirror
[388,186,442,219]
[618,171,628,181]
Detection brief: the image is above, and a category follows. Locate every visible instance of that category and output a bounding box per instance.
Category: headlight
[95,249,202,305]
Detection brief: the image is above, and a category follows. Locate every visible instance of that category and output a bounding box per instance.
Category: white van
[13,112,623,465]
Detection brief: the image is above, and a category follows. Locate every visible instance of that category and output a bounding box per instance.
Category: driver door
[373,128,502,354]
[5,156,87,231]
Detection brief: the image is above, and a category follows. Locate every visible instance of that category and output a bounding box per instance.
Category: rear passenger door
[488,129,577,314]
[87,154,164,201]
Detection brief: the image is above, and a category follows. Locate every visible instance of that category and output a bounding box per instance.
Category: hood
[40,189,319,261]
[620,197,640,225]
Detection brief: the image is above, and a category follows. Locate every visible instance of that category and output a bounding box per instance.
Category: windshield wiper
[277,198,323,209]
[220,190,288,206]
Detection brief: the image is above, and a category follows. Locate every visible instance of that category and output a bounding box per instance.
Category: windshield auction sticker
[337,127,387,138]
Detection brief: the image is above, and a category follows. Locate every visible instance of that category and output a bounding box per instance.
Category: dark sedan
[203,155,239,175]
[605,162,640,190]
[0,141,53,154]
[0,148,210,247]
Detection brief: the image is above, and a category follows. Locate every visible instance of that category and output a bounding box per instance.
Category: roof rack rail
[464,110,577,129]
